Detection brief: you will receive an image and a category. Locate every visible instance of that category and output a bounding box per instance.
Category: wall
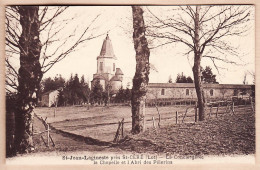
[146,83,252,101]
[40,94,49,107]
[48,90,59,107]
[97,57,116,74]
[110,80,122,92]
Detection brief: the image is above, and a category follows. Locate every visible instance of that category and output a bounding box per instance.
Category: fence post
[225,103,229,114]
[176,111,178,124]
[49,135,55,147]
[54,107,56,117]
[232,102,235,115]
[251,97,254,113]
[195,103,197,122]
[121,118,124,138]
[216,103,219,117]
[209,105,212,117]
[113,121,122,143]
[41,135,47,147]
[152,117,156,129]
[47,124,50,147]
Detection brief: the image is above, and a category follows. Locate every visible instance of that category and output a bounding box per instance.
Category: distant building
[90,34,253,103]
[91,34,124,94]
[146,83,252,104]
[39,90,59,107]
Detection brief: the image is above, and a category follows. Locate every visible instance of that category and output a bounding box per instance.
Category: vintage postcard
[1,1,258,169]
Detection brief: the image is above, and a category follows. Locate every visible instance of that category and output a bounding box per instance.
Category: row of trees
[40,74,132,106]
[170,66,218,84]
[57,74,90,106]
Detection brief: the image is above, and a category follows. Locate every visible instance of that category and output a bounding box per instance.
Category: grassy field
[117,110,255,155]
[34,105,189,142]
[32,104,255,155]
[34,104,253,143]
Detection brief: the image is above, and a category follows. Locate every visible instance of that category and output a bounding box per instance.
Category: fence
[145,96,254,107]
[113,118,125,143]
[34,115,55,147]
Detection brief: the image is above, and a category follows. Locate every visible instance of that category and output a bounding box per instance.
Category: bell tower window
[100,62,103,72]
[113,63,115,71]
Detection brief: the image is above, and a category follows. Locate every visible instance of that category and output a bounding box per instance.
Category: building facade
[146,83,252,104]
[39,90,59,107]
[91,34,124,94]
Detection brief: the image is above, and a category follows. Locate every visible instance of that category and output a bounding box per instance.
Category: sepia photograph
[3,3,256,167]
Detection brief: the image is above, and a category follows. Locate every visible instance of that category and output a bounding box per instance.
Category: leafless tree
[247,70,255,84]
[243,72,248,84]
[5,6,102,93]
[147,88,161,127]
[5,6,101,153]
[131,6,150,134]
[145,5,252,121]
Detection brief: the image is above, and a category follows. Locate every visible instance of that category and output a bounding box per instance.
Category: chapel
[91,34,124,94]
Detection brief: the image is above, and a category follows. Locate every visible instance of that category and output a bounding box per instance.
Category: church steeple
[91,33,124,93]
[98,34,117,59]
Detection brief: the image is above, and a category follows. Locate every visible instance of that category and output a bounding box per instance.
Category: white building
[91,34,124,94]
[39,90,59,107]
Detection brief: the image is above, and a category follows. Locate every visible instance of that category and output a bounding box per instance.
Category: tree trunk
[131,6,150,134]
[193,6,206,121]
[15,6,43,153]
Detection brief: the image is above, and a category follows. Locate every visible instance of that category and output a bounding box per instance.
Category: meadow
[34,104,253,143]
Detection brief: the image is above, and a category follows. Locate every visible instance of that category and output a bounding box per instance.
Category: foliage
[175,72,193,83]
[40,74,65,94]
[90,80,104,104]
[201,66,218,84]
[114,87,131,103]
[41,74,91,106]
[168,75,173,83]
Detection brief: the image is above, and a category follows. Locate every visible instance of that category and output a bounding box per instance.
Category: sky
[34,6,255,86]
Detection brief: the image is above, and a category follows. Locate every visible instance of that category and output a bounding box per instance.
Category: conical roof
[115,68,124,75]
[99,34,117,59]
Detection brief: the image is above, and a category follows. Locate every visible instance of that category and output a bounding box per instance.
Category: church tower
[91,34,123,93]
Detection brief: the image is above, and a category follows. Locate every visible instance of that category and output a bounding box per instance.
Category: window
[100,62,103,72]
[161,89,165,95]
[113,63,115,71]
[210,89,214,96]
[186,89,189,96]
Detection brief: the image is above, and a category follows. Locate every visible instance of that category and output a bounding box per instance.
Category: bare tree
[150,89,161,128]
[5,6,101,153]
[243,72,248,84]
[131,6,150,134]
[5,6,101,93]
[247,70,255,84]
[145,5,252,121]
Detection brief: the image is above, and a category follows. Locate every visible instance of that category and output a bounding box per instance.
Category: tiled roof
[98,34,117,59]
[115,68,124,75]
